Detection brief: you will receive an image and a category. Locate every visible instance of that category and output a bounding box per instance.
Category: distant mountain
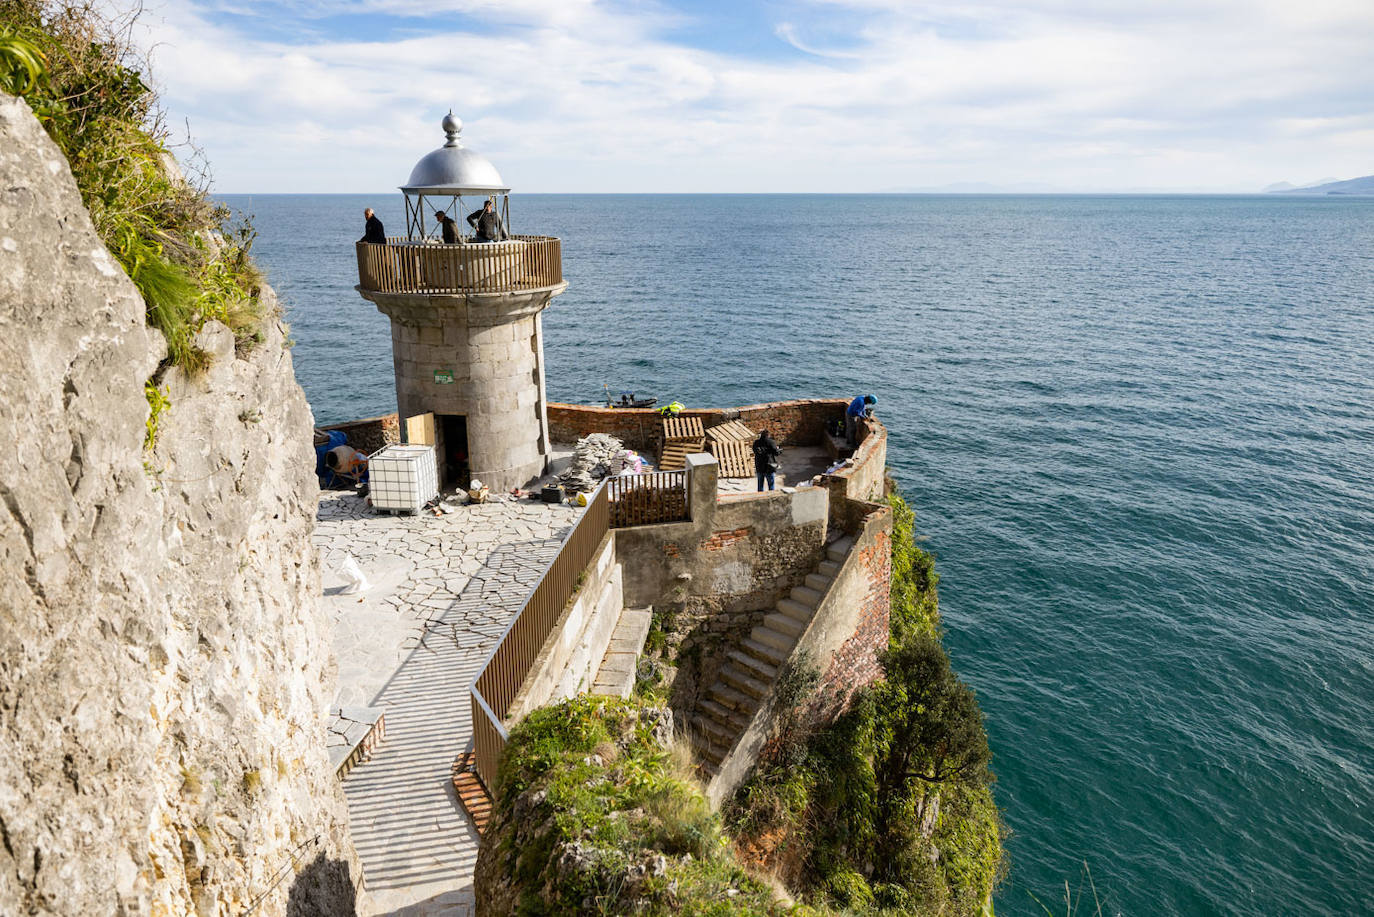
[1267,174,1374,195]
[1263,181,1296,192]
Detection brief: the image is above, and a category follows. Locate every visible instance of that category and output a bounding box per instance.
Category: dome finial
[442,110,463,148]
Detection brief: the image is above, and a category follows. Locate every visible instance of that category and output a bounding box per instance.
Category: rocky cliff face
[0,94,357,916]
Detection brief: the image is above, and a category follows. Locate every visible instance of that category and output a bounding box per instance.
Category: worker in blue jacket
[846,394,876,447]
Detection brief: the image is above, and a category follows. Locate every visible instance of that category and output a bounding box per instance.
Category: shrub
[0,0,272,375]
[484,696,784,916]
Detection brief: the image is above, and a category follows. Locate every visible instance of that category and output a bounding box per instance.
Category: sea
[221,192,1374,916]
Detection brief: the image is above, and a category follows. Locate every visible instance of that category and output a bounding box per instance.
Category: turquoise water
[224,193,1374,915]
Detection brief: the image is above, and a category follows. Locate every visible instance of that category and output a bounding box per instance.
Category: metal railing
[469,483,610,790]
[356,234,563,295]
[608,470,689,527]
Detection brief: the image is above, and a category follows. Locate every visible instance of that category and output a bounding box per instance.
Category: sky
[131,0,1374,193]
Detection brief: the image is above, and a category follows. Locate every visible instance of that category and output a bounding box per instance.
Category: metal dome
[400,112,509,195]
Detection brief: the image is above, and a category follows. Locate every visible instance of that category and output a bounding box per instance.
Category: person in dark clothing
[360,208,386,243]
[433,210,461,244]
[752,429,782,492]
[467,199,508,243]
[846,394,876,447]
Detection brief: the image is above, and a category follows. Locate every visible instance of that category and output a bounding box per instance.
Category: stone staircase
[689,534,854,777]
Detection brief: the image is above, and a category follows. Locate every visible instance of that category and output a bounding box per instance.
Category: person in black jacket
[434,210,460,244]
[359,208,386,243]
[467,199,508,243]
[752,429,782,492]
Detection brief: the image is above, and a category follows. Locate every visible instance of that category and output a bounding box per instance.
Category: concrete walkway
[314,491,579,915]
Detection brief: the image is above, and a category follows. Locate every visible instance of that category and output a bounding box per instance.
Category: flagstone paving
[314,489,580,916]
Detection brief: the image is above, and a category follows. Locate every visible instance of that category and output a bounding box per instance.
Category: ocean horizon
[225,191,1374,915]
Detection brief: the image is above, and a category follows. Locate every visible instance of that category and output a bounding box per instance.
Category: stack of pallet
[658,415,705,471]
[705,419,756,478]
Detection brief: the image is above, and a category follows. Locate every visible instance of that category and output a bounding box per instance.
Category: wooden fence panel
[608,471,689,527]
[470,484,609,790]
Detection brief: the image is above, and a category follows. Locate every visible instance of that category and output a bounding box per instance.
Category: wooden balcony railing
[470,483,610,790]
[356,234,563,295]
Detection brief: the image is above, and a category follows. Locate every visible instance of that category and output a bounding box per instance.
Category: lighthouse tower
[354,113,568,492]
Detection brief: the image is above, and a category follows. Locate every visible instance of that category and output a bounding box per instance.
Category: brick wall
[547,398,848,452]
[807,524,891,725]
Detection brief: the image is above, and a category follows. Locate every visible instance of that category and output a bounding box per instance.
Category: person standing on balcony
[357,207,384,243]
[753,429,782,492]
[846,394,876,448]
[467,199,508,243]
[434,210,461,244]
[360,208,386,243]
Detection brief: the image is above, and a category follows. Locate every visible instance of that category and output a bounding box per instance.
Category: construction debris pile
[557,434,625,493]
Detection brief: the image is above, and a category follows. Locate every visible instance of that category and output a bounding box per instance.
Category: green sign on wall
[433,369,454,384]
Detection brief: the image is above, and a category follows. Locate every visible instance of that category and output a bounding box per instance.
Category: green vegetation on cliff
[726,492,1005,915]
[0,0,270,381]
[476,695,785,915]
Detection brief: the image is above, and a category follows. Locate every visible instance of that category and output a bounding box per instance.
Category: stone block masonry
[362,287,562,493]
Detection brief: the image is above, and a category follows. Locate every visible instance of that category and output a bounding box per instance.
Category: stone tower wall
[376,290,554,492]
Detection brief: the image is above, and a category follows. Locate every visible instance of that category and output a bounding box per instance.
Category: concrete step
[740,637,789,666]
[826,536,855,562]
[692,713,736,745]
[327,706,386,779]
[818,559,842,578]
[790,585,823,607]
[697,740,729,766]
[611,607,653,650]
[728,649,778,681]
[688,725,730,764]
[708,683,758,715]
[699,697,751,728]
[764,612,805,638]
[804,572,832,592]
[591,607,654,699]
[721,665,770,700]
[751,626,794,654]
[776,599,813,624]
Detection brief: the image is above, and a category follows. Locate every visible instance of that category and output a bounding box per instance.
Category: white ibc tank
[369,444,439,512]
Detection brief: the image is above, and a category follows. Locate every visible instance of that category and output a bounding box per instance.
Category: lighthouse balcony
[356,235,563,296]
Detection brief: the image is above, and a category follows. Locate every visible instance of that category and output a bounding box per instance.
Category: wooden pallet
[662,415,705,442]
[712,439,755,478]
[705,419,754,445]
[659,437,704,471]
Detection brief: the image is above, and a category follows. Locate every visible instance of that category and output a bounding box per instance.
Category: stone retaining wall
[319,413,400,455]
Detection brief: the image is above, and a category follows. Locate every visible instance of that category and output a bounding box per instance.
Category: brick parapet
[547,398,848,452]
[821,416,888,508]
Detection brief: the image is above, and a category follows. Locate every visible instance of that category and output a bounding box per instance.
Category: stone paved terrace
[314,489,580,915]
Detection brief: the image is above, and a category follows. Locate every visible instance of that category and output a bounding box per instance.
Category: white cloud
[134,0,1374,192]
